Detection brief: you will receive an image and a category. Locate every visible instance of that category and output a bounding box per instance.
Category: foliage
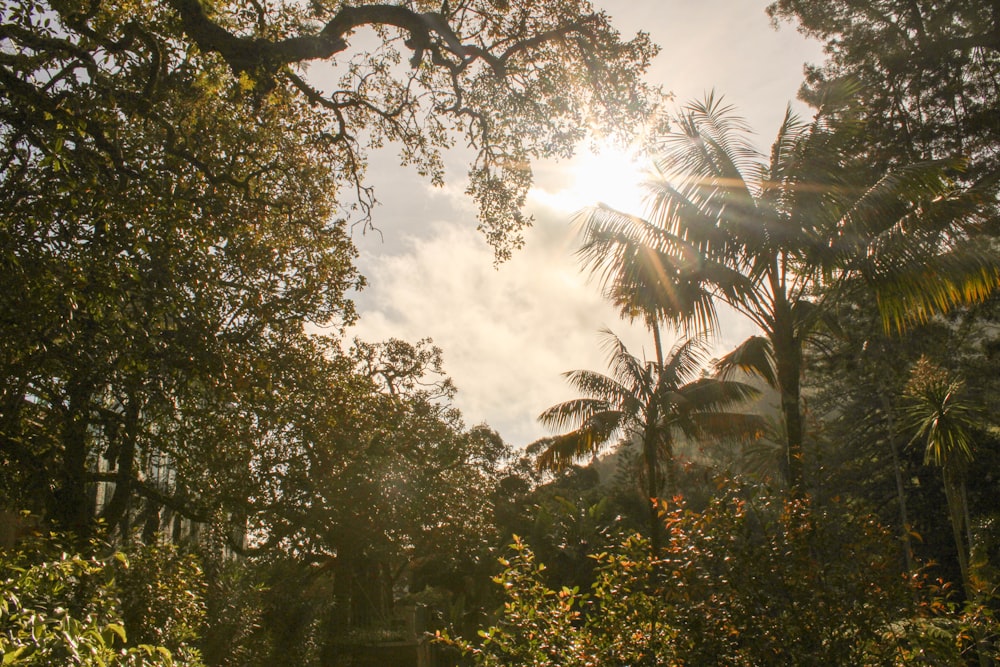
[655,486,912,665]
[493,462,640,595]
[0,0,661,263]
[0,6,661,621]
[440,534,663,667]
[764,7,1000,574]
[198,558,265,667]
[248,338,514,576]
[576,93,999,490]
[117,545,206,665]
[1,0,364,537]
[768,0,1000,189]
[903,357,978,469]
[172,338,525,663]
[448,482,942,666]
[0,532,202,666]
[902,356,985,598]
[888,586,1000,665]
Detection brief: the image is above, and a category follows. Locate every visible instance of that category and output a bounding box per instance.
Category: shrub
[447,482,982,666]
[0,531,202,666]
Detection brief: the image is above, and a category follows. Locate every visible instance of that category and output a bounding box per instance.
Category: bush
[0,531,202,666]
[118,545,207,665]
[448,482,994,666]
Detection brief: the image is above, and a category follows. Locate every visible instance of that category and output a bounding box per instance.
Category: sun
[531,140,649,216]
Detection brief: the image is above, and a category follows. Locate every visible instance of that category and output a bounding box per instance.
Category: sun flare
[532,141,649,216]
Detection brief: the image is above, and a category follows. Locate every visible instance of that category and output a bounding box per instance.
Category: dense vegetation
[3,0,1000,665]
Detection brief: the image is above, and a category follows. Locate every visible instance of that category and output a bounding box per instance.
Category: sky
[345,1,826,448]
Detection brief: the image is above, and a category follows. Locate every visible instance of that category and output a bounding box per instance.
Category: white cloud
[346,0,823,447]
[351,200,658,446]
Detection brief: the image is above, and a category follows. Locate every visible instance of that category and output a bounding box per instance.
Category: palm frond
[831,159,962,259]
[560,369,633,408]
[577,205,728,332]
[763,104,809,188]
[660,335,709,388]
[673,376,762,412]
[661,92,761,186]
[642,175,729,249]
[538,397,612,432]
[597,328,650,391]
[868,241,1000,333]
[534,411,625,471]
[714,335,777,389]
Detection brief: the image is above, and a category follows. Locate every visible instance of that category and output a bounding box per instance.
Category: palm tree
[534,329,761,550]
[903,356,979,593]
[576,91,999,491]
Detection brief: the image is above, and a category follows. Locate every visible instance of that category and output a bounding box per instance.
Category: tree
[767,0,1000,189]
[209,337,521,662]
[1,0,658,540]
[576,93,999,491]
[1,0,660,262]
[0,100,362,539]
[903,356,981,595]
[534,329,760,550]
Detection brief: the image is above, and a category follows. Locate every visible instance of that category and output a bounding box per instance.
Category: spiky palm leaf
[577,92,1000,489]
[534,331,760,477]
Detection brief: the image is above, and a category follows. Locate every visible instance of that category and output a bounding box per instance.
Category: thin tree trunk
[643,426,660,553]
[943,469,971,594]
[961,480,975,574]
[880,392,915,573]
[646,317,666,663]
[949,475,990,667]
[101,392,142,542]
[651,319,664,369]
[648,318,665,552]
[772,324,804,493]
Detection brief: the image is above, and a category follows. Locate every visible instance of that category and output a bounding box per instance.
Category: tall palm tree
[576,91,999,491]
[535,329,761,550]
[902,356,992,667]
[903,356,979,593]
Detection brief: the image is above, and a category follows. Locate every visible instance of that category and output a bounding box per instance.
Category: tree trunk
[880,392,915,573]
[647,318,665,552]
[772,321,804,493]
[943,469,971,594]
[101,388,144,541]
[643,425,660,553]
[57,375,94,538]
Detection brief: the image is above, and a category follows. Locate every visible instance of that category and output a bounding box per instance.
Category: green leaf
[3,645,33,664]
[104,623,127,644]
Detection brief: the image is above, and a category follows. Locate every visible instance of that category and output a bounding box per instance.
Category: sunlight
[532,141,649,216]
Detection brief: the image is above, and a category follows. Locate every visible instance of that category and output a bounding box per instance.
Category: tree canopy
[0,0,661,536]
[768,0,1000,192]
[1,0,661,260]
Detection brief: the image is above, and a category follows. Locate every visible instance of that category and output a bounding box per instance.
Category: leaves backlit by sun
[530,141,648,216]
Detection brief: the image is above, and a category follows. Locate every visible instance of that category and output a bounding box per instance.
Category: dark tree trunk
[647,319,665,552]
[56,375,94,538]
[881,392,915,574]
[772,315,804,493]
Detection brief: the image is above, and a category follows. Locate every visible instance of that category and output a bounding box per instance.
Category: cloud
[350,197,655,447]
[350,169,760,450]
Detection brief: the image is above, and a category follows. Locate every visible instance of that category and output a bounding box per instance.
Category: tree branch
[167,1,491,75]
